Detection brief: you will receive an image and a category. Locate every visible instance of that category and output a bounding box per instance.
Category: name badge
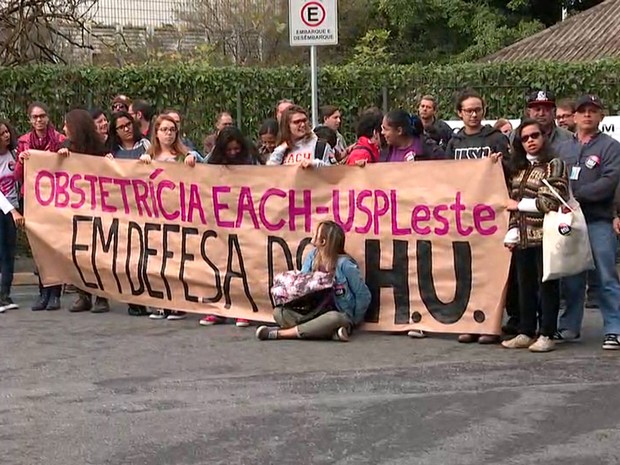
[585,155,600,169]
[569,166,581,180]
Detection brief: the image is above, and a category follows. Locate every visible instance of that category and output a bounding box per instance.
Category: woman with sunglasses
[108,111,150,159]
[501,118,569,353]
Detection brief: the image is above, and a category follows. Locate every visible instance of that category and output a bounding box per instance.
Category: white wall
[444,117,620,141]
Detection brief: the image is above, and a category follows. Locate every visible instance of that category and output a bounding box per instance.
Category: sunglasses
[521,132,541,143]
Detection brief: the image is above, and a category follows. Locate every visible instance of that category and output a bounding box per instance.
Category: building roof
[481,0,620,62]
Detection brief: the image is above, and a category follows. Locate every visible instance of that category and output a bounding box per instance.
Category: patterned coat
[508,157,569,249]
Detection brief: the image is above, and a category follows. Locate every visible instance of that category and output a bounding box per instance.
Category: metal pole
[310,45,318,128]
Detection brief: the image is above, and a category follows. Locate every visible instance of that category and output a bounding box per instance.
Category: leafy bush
[2,60,620,147]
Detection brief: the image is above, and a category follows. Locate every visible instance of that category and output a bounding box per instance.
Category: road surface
[1,287,619,465]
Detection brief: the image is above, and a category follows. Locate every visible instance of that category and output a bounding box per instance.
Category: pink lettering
[212,186,234,228]
[372,190,389,235]
[98,176,117,213]
[156,180,179,221]
[54,172,70,208]
[390,190,411,236]
[450,192,473,237]
[113,178,132,214]
[235,186,260,229]
[34,170,55,206]
[188,184,207,225]
[259,188,287,231]
[473,204,497,235]
[69,174,86,209]
[288,189,312,232]
[132,180,152,217]
[432,205,450,235]
[333,190,355,232]
[83,175,97,210]
[354,190,373,234]
[411,205,431,235]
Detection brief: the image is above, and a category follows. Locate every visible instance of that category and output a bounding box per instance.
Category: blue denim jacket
[301,248,372,325]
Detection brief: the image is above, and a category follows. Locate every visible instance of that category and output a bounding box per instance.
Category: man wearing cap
[111,95,131,114]
[557,95,620,350]
[525,90,573,153]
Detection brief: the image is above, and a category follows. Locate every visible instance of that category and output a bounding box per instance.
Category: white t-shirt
[267,136,335,166]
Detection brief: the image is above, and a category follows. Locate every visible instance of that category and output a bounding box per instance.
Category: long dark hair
[209,126,261,165]
[0,120,18,151]
[65,109,107,156]
[509,118,556,174]
[384,110,424,138]
[109,111,143,148]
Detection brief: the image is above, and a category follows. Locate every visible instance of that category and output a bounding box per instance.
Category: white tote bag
[541,179,595,282]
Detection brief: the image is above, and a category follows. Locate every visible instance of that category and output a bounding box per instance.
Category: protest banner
[25,152,511,334]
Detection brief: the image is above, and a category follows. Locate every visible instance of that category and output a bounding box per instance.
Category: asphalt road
[1,286,619,465]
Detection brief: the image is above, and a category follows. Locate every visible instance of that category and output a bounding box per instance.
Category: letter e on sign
[289,0,339,47]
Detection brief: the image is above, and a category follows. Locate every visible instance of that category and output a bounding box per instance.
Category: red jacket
[14,129,66,193]
[345,136,380,166]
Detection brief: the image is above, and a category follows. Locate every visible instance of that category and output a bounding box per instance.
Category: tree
[368,0,607,64]
[0,0,100,65]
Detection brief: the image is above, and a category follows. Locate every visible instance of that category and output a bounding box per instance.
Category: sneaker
[0,295,18,312]
[235,318,250,327]
[91,297,110,314]
[553,330,581,343]
[529,335,555,353]
[501,334,534,349]
[602,334,620,350]
[127,304,149,316]
[199,315,225,326]
[256,325,278,341]
[407,330,427,339]
[333,326,350,342]
[167,312,187,321]
[149,309,169,320]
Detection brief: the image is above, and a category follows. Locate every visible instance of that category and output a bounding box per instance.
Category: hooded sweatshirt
[346,136,380,165]
[446,125,510,160]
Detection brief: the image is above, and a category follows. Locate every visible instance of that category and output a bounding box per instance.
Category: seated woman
[256,221,371,342]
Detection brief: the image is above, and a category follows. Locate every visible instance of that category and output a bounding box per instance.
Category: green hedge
[2,60,620,146]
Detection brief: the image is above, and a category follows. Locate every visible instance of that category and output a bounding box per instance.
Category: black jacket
[446,125,510,160]
[423,118,454,150]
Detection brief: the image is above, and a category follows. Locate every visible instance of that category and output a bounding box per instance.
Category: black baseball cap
[527,90,556,107]
[575,94,604,111]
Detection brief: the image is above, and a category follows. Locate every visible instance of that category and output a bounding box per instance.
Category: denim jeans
[560,220,620,335]
[0,210,17,296]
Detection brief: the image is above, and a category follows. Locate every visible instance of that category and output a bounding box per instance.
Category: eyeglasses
[158,126,177,134]
[556,113,574,120]
[116,122,133,132]
[461,108,483,116]
[521,132,541,143]
[291,118,308,125]
[113,104,127,111]
[31,113,47,120]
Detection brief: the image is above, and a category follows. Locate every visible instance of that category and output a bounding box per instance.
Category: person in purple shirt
[380,110,446,162]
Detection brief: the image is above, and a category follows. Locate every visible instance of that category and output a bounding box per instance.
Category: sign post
[289,0,338,128]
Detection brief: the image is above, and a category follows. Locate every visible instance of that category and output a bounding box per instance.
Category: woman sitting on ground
[256,221,371,342]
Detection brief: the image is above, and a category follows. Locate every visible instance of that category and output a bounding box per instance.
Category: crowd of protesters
[0,88,619,352]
